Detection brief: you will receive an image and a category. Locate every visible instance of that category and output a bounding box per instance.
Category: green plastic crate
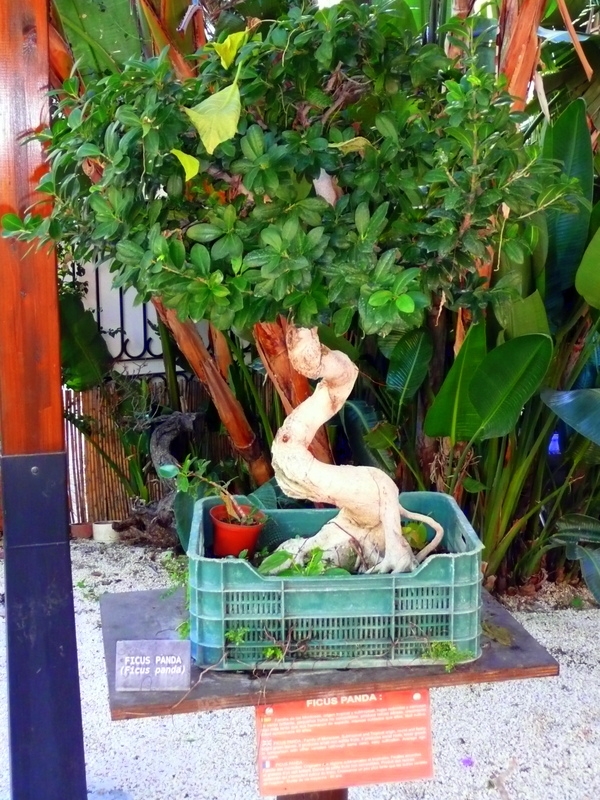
[187,492,482,670]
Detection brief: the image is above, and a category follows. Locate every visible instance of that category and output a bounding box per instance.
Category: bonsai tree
[3,2,582,569]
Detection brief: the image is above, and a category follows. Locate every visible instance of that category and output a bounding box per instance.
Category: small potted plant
[208,494,266,558]
[157,456,266,557]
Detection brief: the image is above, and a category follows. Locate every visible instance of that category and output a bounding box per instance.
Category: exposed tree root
[270,327,444,573]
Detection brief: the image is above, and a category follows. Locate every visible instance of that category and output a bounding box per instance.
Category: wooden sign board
[115,640,191,692]
[256,689,433,796]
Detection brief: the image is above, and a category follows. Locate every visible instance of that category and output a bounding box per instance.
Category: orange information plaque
[256,689,433,796]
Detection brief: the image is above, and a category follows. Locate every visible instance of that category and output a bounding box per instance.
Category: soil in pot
[209,504,266,558]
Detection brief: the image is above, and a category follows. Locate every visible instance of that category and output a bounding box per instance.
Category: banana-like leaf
[377,331,403,359]
[568,433,600,465]
[424,323,486,445]
[53,0,141,73]
[553,514,600,559]
[470,334,553,440]
[576,545,600,603]
[505,290,550,338]
[575,225,600,310]
[542,99,593,322]
[541,387,600,446]
[59,294,113,391]
[339,399,394,472]
[386,329,433,409]
[556,514,600,544]
[184,82,241,155]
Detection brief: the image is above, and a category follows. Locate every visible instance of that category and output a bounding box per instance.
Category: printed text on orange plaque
[256,689,433,796]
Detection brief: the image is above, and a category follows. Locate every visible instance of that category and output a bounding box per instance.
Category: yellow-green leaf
[183,83,241,155]
[213,31,248,70]
[328,137,373,156]
[170,149,200,182]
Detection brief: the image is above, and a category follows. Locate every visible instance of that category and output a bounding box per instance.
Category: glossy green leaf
[395,294,415,314]
[386,330,433,408]
[1,213,25,233]
[355,203,370,236]
[190,244,211,275]
[258,550,291,575]
[184,82,242,155]
[375,113,398,142]
[116,239,145,264]
[186,224,224,243]
[575,226,600,309]
[369,290,393,307]
[541,388,600,446]
[470,334,553,440]
[331,307,355,336]
[424,323,486,444]
[170,149,200,182]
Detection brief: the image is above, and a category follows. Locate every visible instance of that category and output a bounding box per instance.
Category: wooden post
[0,2,87,798]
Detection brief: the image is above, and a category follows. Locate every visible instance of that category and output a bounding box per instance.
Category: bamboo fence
[64,374,270,524]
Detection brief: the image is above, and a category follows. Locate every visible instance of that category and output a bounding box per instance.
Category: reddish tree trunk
[153,299,273,485]
[209,323,233,381]
[498,0,546,109]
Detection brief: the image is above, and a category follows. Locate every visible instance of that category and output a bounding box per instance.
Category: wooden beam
[0,3,88,799]
[0,0,63,456]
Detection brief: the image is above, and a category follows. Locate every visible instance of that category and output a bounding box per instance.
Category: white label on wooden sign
[115,639,191,692]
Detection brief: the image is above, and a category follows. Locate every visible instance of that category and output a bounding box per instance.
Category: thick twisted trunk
[254,318,334,466]
[271,328,444,573]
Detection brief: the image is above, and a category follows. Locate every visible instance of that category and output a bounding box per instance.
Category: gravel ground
[1,540,599,800]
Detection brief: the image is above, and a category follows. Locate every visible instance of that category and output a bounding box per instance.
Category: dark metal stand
[3,453,87,800]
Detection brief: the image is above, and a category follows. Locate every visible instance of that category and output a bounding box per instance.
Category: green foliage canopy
[4,2,582,336]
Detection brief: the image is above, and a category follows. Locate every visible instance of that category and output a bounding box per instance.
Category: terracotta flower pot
[70,523,93,540]
[209,504,266,558]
